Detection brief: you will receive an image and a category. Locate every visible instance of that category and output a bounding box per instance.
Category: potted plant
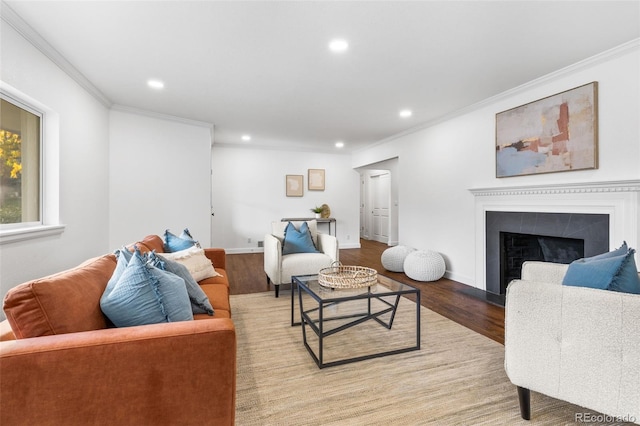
[310,206,323,218]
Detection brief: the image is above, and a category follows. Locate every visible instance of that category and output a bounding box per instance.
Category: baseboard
[339,242,361,249]
[444,271,474,286]
[225,247,264,254]
[224,241,361,254]
[443,272,504,307]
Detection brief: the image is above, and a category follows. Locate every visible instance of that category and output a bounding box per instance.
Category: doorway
[358,157,399,246]
[370,172,390,243]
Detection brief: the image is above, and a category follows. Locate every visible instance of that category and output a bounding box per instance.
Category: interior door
[371,173,390,243]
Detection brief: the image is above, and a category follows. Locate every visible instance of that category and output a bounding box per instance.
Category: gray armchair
[264,220,339,297]
[504,261,640,423]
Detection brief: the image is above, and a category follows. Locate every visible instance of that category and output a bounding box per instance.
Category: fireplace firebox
[499,232,584,294]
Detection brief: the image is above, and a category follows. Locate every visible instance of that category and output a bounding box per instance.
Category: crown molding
[1,1,112,108]
[360,38,640,152]
[469,180,640,197]
[110,104,214,131]
[213,141,351,155]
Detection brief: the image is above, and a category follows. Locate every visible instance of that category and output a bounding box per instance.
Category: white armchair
[264,220,339,297]
[504,261,640,423]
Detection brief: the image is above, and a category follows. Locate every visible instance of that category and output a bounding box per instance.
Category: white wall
[211,145,361,252]
[108,109,213,249]
[353,41,640,286]
[0,24,110,304]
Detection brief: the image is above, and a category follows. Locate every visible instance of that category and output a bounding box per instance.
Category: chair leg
[275,284,280,298]
[517,386,531,420]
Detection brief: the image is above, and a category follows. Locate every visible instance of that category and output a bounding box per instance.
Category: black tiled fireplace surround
[486,211,610,297]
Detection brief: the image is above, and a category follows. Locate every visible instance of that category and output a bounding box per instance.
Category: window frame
[0,82,64,244]
[1,93,43,229]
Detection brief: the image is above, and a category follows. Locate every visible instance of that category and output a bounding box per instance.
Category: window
[0,82,63,244]
[0,96,41,226]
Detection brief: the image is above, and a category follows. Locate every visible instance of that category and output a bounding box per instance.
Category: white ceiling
[4,1,640,153]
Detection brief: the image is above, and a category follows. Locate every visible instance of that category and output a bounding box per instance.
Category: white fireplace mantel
[469,179,640,197]
[469,179,640,290]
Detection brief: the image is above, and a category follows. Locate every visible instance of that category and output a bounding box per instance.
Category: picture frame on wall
[495,81,598,178]
[285,175,303,197]
[308,169,325,191]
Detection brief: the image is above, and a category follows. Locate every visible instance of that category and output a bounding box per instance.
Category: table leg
[291,278,297,326]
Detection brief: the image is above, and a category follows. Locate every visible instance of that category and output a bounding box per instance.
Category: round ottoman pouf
[403,250,446,281]
[381,245,415,272]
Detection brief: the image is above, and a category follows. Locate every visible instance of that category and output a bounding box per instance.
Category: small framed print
[286,175,303,197]
[308,169,325,191]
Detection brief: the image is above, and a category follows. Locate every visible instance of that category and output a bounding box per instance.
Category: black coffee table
[291,274,421,368]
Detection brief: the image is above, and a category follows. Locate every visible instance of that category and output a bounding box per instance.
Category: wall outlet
[258,240,264,248]
[347,234,350,240]
[247,237,252,243]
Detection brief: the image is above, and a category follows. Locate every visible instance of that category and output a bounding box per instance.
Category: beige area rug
[231,292,604,426]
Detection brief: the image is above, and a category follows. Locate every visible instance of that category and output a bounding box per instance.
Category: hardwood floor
[226,239,506,344]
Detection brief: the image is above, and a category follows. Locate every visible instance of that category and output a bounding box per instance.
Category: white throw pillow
[159,246,221,282]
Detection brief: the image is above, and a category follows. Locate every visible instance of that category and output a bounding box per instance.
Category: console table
[281,217,336,236]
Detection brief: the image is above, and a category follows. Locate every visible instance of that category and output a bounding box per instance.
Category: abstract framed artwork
[286,175,303,197]
[496,82,598,178]
[308,169,325,191]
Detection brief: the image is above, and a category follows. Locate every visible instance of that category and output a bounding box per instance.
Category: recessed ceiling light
[328,39,349,53]
[241,135,251,141]
[335,141,344,148]
[399,109,413,118]
[147,79,164,89]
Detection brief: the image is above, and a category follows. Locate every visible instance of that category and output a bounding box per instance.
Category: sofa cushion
[131,234,165,253]
[100,251,193,327]
[199,268,229,287]
[148,251,214,316]
[3,254,117,339]
[159,246,220,282]
[164,228,199,252]
[199,284,230,312]
[282,222,319,255]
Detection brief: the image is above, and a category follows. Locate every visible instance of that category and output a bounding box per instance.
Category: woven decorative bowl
[318,263,378,289]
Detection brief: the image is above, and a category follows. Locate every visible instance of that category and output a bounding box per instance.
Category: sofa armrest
[1,319,236,426]
[204,247,226,270]
[317,233,339,263]
[520,261,568,284]
[505,279,640,420]
[263,234,282,283]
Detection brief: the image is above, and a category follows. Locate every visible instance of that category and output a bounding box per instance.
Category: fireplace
[499,231,584,294]
[470,180,640,306]
[486,211,609,298]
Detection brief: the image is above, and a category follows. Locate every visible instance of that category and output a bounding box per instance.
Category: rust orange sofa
[0,235,236,426]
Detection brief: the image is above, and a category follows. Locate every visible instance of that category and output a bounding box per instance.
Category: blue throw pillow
[149,251,215,316]
[100,250,193,327]
[164,228,198,252]
[609,249,640,294]
[146,265,196,320]
[583,241,628,262]
[562,254,626,290]
[101,248,131,302]
[282,222,319,255]
[562,243,640,294]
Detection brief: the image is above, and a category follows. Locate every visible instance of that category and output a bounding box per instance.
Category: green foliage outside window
[0,129,24,223]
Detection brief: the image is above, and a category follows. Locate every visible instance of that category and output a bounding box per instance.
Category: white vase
[315,213,321,219]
